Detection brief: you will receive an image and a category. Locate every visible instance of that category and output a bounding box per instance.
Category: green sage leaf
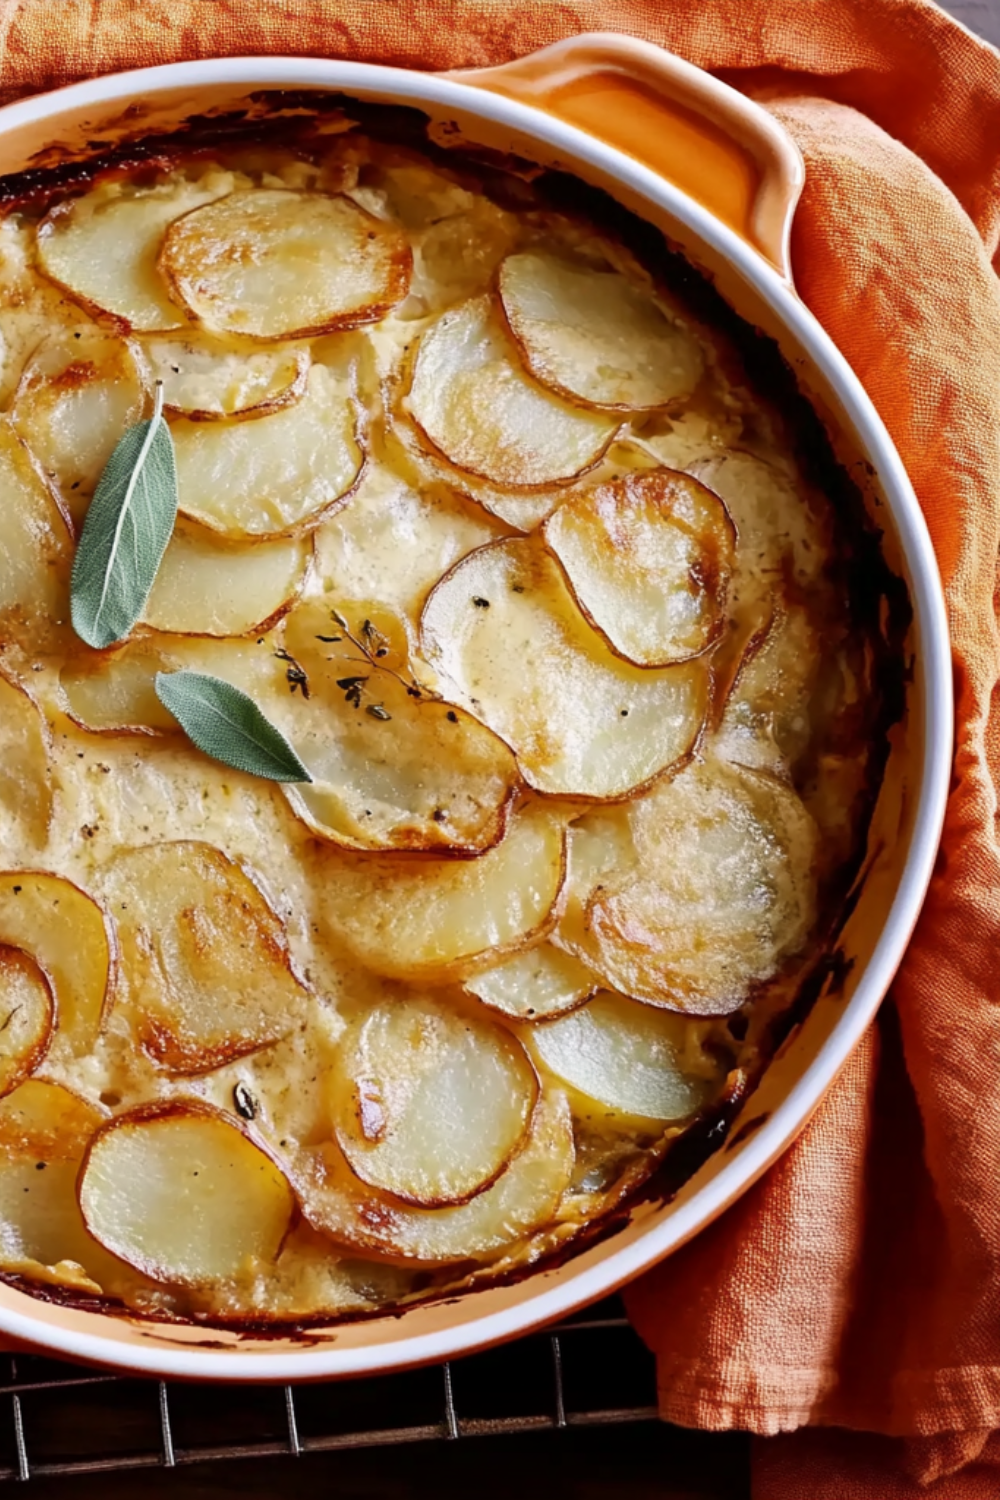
[154,670,313,783]
[70,383,177,649]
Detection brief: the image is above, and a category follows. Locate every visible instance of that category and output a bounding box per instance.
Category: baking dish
[0,34,950,1379]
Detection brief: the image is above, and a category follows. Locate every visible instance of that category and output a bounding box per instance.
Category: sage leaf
[154,670,313,784]
[70,383,177,649]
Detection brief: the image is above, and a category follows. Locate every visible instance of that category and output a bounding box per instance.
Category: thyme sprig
[318,607,441,714]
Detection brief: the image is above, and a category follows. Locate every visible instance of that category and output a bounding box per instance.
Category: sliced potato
[552,805,638,964]
[0,945,54,1097]
[330,995,538,1207]
[300,1086,574,1264]
[317,800,568,983]
[420,538,709,799]
[0,1077,104,1156]
[79,1102,294,1284]
[37,174,229,331]
[0,418,72,626]
[499,251,704,411]
[0,872,114,1053]
[0,216,97,406]
[143,523,310,637]
[465,943,598,1022]
[0,671,52,848]
[584,760,820,1012]
[529,991,717,1126]
[543,469,734,666]
[136,332,308,419]
[104,841,308,1074]
[408,295,617,487]
[11,325,146,529]
[172,361,363,538]
[714,603,821,775]
[161,189,412,339]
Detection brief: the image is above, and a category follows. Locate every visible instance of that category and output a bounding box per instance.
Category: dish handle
[448,32,803,284]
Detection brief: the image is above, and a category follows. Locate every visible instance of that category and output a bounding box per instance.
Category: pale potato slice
[499,251,704,411]
[172,362,363,538]
[300,1086,574,1264]
[465,943,598,1022]
[136,332,308,419]
[0,671,52,848]
[79,1102,295,1284]
[161,189,412,339]
[408,296,617,486]
[37,174,230,331]
[585,760,820,1013]
[142,523,310,637]
[317,800,567,983]
[0,418,72,626]
[528,991,717,1126]
[420,538,709,799]
[11,325,146,530]
[714,603,821,775]
[0,945,54,1097]
[104,841,309,1074]
[330,995,538,1207]
[552,805,639,965]
[0,873,113,1053]
[0,216,97,406]
[543,469,734,666]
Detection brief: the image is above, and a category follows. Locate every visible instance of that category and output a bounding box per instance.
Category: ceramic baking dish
[0,34,951,1380]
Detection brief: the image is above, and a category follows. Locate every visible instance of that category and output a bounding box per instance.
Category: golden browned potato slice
[543,469,735,667]
[0,945,54,1097]
[11,325,146,530]
[499,251,704,411]
[420,538,708,799]
[330,995,538,1207]
[0,217,97,406]
[407,296,617,487]
[143,523,310,637]
[136,332,308,419]
[0,670,52,848]
[551,805,638,964]
[171,362,363,538]
[584,760,820,1013]
[0,418,72,625]
[317,800,568,983]
[465,943,598,1022]
[0,1077,104,1154]
[0,872,114,1053]
[528,991,718,1126]
[160,190,412,339]
[299,1086,574,1264]
[36,175,229,331]
[104,841,309,1074]
[78,1102,295,1284]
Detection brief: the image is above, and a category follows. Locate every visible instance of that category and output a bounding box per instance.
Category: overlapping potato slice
[300,1086,574,1264]
[0,418,72,626]
[330,995,538,1207]
[36,174,230,331]
[0,217,96,406]
[160,189,412,339]
[408,295,617,487]
[543,469,734,667]
[582,760,820,1013]
[714,603,821,775]
[499,251,704,411]
[142,523,310,637]
[104,841,309,1073]
[317,800,568,982]
[465,943,598,1022]
[78,1102,295,1284]
[529,992,718,1126]
[135,332,308,419]
[11,325,146,529]
[0,873,113,1053]
[420,538,708,798]
[0,671,52,848]
[171,361,363,538]
[0,945,54,1097]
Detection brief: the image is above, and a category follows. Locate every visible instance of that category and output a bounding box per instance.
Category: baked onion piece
[160,189,412,339]
[408,295,617,486]
[136,332,308,419]
[543,469,734,666]
[465,943,598,1022]
[420,537,708,799]
[330,995,538,1207]
[318,800,567,982]
[143,524,310,637]
[0,671,52,848]
[0,945,54,1097]
[0,418,72,625]
[104,841,308,1074]
[79,1102,294,1284]
[0,872,113,1053]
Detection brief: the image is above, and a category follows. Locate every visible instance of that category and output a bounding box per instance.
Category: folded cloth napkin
[2,0,998,1492]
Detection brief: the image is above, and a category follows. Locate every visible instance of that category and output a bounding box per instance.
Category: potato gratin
[0,115,891,1325]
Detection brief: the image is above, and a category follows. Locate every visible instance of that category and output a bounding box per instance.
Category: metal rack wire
[0,1296,659,1483]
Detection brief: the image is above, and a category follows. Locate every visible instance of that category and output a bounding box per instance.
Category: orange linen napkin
[1,1,998,1493]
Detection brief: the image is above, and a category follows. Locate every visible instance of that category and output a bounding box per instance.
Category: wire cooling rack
[0,1295,660,1484]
